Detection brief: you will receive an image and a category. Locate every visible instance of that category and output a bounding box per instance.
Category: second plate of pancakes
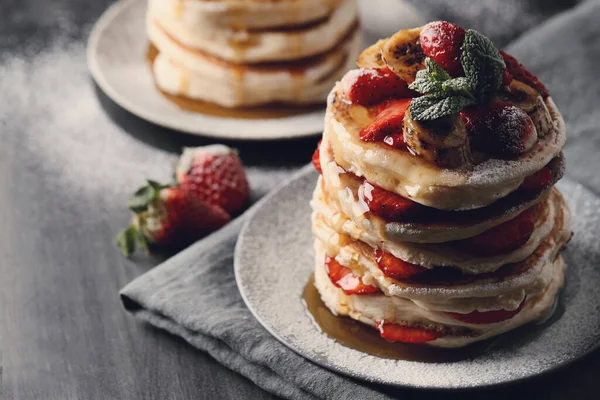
[235,166,600,389]
[88,0,364,139]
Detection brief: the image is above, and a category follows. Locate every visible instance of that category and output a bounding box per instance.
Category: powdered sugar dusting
[236,170,600,388]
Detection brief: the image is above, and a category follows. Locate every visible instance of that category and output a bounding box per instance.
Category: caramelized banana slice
[403,110,471,168]
[498,81,553,137]
[357,39,388,69]
[381,28,425,83]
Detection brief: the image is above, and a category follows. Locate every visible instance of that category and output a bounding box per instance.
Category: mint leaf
[425,58,451,82]
[410,95,476,121]
[461,29,505,102]
[441,77,475,100]
[409,58,450,97]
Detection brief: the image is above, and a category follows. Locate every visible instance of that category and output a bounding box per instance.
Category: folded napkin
[121,1,600,399]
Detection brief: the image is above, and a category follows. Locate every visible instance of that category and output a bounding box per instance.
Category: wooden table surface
[1,1,599,399]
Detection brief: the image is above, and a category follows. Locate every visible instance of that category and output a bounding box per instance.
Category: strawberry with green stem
[116,180,230,256]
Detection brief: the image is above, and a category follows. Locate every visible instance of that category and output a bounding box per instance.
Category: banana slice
[381,27,425,83]
[357,39,388,69]
[403,110,471,168]
[498,80,553,137]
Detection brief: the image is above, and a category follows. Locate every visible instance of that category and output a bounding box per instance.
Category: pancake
[324,83,566,211]
[148,0,358,63]
[149,20,361,107]
[312,185,561,273]
[319,133,564,243]
[314,244,566,348]
[148,0,342,30]
[314,190,570,303]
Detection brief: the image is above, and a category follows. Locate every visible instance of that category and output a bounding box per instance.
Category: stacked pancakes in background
[146,0,361,108]
[310,22,571,348]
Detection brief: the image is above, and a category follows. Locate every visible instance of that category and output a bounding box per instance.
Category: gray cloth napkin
[121,1,600,399]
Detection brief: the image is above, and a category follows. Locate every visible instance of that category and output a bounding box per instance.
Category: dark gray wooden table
[1,1,599,399]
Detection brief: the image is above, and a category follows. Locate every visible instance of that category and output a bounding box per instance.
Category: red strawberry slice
[358,180,421,222]
[324,255,380,295]
[176,145,250,215]
[522,167,552,190]
[455,209,534,256]
[502,68,514,87]
[344,67,415,106]
[448,298,526,324]
[375,249,427,280]
[419,21,466,76]
[116,181,230,256]
[312,140,322,174]
[376,321,444,343]
[359,99,411,143]
[500,51,549,97]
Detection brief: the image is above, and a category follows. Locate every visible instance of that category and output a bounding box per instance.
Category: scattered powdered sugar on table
[0,37,293,209]
[236,170,600,389]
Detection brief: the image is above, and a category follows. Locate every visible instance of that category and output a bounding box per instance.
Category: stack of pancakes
[146,0,361,108]
[311,29,571,348]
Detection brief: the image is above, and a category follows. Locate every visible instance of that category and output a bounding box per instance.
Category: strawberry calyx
[117,180,170,256]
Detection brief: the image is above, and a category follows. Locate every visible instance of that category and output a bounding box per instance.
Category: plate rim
[234,169,600,390]
[87,0,324,140]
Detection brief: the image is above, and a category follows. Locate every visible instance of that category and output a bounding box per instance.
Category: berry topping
[176,145,250,215]
[375,249,427,280]
[343,67,415,106]
[312,140,322,174]
[502,68,514,87]
[455,209,535,256]
[358,180,421,222]
[500,51,549,97]
[324,255,380,295]
[116,182,230,256]
[522,167,553,190]
[419,21,466,76]
[448,298,526,324]
[359,99,411,144]
[376,322,444,343]
[461,102,537,158]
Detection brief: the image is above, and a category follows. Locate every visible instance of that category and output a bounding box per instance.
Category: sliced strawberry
[359,99,411,143]
[358,180,420,222]
[500,51,549,97]
[312,140,322,174]
[522,167,552,190]
[324,255,380,295]
[502,68,514,87]
[455,209,534,256]
[376,321,443,343]
[344,67,415,107]
[176,145,250,215]
[375,249,427,280]
[419,21,466,76]
[448,298,526,324]
[116,182,230,256]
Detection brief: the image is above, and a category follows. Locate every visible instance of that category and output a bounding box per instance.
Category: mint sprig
[460,29,505,102]
[408,28,505,121]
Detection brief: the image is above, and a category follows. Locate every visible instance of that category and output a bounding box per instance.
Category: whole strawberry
[116,180,230,256]
[176,145,250,215]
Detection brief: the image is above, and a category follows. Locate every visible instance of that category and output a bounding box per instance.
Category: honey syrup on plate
[301,273,574,363]
[146,45,320,120]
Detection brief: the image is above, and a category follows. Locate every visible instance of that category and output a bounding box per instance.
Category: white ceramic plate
[87,0,329,140]
[235,167,600,389]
